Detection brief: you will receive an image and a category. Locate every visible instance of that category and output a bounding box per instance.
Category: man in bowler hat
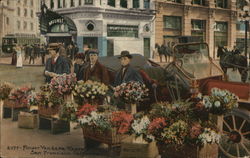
[44,46,70,83]
[114,50,143,86]
[83,49,109,85]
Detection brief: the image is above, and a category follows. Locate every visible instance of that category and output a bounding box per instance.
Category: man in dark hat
[83,49,109,84]
[44,46,70,83]
[114,50,143,86]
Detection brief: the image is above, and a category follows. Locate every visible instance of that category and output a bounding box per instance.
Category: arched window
[71,0,75,7]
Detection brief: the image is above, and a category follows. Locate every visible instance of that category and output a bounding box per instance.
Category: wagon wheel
[219,108,250,158]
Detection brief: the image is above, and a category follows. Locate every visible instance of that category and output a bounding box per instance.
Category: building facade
[42,0,155,57]
[155,0,249,59]
[0,0,40,53]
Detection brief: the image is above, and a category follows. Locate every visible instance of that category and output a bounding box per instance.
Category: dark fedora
[118,50,132,59]
[88,49,99,55]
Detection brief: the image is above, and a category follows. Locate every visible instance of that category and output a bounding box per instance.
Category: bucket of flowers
[50,73,77,102]
[8,86,34,108]
[0,82,14,107]
[203,88,239,115]
[113,81,149,114]
[37,84,64,118]
[73,80,109,105]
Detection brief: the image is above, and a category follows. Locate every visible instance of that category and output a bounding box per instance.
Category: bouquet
[50,74,77,95]
[114,81,149,104]
[197,128,220,146]
[61,102,78,121]
[111,111,133,134]
[203,88,238,115]
[73,80,108,104]
[0,82,13,100]
[9,86,33,106]
[27,91,39,106]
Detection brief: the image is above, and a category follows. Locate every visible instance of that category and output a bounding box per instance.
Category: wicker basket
[157,143,218,158]
[82,127,127,146]
[38,104,60,118]
[3,99,26,108]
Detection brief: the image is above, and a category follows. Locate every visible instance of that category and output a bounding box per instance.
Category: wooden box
[18,113,38,129]
[39,116,70,134]
[120,136,159,158]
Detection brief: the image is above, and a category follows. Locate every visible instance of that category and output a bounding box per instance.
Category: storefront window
[144,0,150,8]
[215,0,227,8]
[191,20,206,42]
[133,0,139,8]
[50,24,69,33]
[85,0,93,5]
[163,16,182,30]
[108,0,115,7]
[107,25,139,38]
[120,0,127,8]
[192,0,205,5]
[236,21,246,31]
[214,21,228,47]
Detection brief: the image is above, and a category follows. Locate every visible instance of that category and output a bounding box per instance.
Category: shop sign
[49,18,65,27]
[107,25,138,38]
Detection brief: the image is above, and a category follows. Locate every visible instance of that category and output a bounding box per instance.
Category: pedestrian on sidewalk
[15,45,23,68]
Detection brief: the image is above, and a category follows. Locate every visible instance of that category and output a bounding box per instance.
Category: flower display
[27,91,39,106]
[148,117,167,134]
[197,128,220,145]
[203,88,239,115]
[73,80,108,105]
[113,81,149,103]
[50,74,77,95]
[61,102,78,121]
[9,86,33,106]
[0,82,13,100]
[77,103,97,117]
[111,111,133,134]
[161,120,188,146]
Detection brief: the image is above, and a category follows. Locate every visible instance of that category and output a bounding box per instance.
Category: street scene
[0,0,250,158]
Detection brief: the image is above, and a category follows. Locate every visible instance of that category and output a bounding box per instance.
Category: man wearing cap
[44,46,70,83]
[83,49,109,85]
[114,50,143,86]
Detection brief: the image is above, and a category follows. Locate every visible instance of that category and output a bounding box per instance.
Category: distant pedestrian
[29,45,35,64]
[15,45,23,68]
[40,44,46,65]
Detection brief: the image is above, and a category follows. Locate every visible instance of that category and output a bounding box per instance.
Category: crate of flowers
[8,86,33,108]
[37,84,64,118]
[77,104,131,147]
[73,80,109,105]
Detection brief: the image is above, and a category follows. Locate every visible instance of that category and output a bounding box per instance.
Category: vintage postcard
[0,0,249,158]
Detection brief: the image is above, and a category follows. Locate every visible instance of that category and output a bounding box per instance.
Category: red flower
[190,123,202,139]
[111,111,133,134]
[77,104,97,117]
[148,117,167,133]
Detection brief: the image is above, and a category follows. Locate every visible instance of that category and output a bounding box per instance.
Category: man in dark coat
[44,46,70,83]
[114,50,143,86]
[83,49,109,85]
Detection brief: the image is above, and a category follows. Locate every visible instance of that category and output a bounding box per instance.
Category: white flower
[214,101,221,107]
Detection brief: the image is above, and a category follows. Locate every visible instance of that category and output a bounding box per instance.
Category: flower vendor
[44,45,70,83]
[114,50,144,86]
[83,49,110,85]
[74,53,87,81]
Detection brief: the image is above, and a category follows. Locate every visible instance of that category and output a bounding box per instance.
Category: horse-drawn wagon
[100,41,249,157]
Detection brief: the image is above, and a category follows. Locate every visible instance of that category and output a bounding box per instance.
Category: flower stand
[3,99,28,121]
[18,112,38,129]
[157,143,218,158]
[120,136,159,158]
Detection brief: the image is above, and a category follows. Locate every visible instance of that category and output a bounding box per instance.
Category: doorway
[107,39,114,56]
[144,38,150,58]
[83,37,98,49]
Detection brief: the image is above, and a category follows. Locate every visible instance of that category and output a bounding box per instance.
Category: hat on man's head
[75,53,85,60]
[118,50,132,59]
[88,49,99,55]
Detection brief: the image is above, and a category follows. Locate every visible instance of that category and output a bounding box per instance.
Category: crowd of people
[44,43,145,87]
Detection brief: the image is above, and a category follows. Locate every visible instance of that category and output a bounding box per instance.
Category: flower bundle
[76,103,97,117]
[27,91,39,106]
[73,80,108,104]
[197,128,220,145]
[9,86,33,106]
[50,74,77,95]
[114,81,149,103]
[111,111,133,134]
[61,102,78,122]
[0,82,13,100]
[203,88,238,115]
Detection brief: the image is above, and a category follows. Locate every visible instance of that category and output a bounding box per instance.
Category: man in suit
[114,50,143,86]
[44,46,70,83]
[83,49,109,85]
